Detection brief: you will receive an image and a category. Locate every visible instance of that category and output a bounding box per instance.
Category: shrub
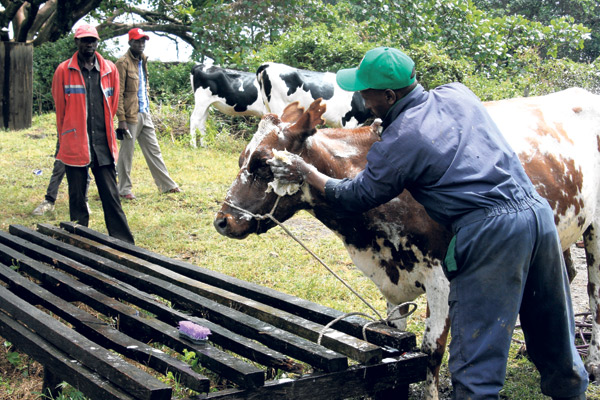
[247,22,375,72]
[147,61,196,105]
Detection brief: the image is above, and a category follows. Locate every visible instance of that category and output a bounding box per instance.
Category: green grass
[0,113,598,399]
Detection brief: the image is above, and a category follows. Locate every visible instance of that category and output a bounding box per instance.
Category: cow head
[214,98,381,239]
[214,99,330,239]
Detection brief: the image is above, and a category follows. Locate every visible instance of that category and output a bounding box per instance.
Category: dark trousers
[448,197,587,399]
[65,163,134,244]
[46,140,90,203]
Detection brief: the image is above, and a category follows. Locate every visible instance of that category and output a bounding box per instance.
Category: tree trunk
[0,41,33,130]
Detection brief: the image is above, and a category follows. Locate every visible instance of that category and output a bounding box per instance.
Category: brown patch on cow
[521,152,584,222]
[597,135,600,153]
[573,106,583,114]
[531,108,574,145]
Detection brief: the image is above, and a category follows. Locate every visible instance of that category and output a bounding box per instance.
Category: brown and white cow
[213,88,600,399]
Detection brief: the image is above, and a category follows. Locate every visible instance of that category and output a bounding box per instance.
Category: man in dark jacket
[52,24,134,244]
[269,47,588,399]
[115,28,180,200]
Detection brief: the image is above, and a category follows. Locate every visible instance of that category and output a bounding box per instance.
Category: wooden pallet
[0,222,427,400]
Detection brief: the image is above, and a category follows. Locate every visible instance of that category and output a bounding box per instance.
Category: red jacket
[52,52,120,167]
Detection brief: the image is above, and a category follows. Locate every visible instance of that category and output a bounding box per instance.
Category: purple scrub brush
[178,321,211,343]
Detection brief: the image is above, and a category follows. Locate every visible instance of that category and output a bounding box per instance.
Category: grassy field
[0,113,598,399]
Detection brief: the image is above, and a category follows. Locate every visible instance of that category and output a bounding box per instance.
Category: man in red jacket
[52,24,134,244]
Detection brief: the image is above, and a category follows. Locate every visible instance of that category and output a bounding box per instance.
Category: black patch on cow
[342,91,373,126]
[257,64,273,103]
[191,64,258,112]
[279,69,335,100]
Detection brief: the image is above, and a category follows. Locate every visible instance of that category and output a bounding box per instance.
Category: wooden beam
[0,253,211,393]
[0,285,171,400]
[0,311,136,400]
[4,226,348,372]
[57,222,416,352]
[40,224,381,365]
[0,232,297,385]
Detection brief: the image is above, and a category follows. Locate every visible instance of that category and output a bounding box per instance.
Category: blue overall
[324,83,588,399]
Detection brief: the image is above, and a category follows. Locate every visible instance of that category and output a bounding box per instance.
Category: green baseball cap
[336,47,416,91]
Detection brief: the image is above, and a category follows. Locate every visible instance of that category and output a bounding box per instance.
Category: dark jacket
[324,83,540,231]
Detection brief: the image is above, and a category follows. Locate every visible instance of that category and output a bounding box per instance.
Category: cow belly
[345,246,428,305]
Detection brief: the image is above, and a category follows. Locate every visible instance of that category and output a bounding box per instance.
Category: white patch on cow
[243,118,279,169]
[488,88,600,251]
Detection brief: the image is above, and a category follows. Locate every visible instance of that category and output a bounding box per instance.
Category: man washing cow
[267,47,588,399]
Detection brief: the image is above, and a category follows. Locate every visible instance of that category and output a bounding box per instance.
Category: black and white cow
[189,64,266,147]
[256,62,372,129]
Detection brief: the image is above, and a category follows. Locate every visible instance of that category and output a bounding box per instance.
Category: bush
[247,22,375,72]
[406,42,471,90]
[147,61,196,105]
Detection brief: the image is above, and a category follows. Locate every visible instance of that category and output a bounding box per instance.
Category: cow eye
[254,163,273,180]
[248,157,273,181]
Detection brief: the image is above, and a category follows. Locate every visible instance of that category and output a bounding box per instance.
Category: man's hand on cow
[267,152,308,184]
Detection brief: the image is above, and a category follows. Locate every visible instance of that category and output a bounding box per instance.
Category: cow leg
[190,94,211,148]
[564,248,577,283]
[420,267,451,400]
[583,224,600,381]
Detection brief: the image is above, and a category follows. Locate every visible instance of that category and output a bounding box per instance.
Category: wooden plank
[187,352,427,400]
[40,224,381,364]
[0,254,211,393]
[0,311,137,400]
[58,222,416,352]
[0,229,301,375]
[0,232,296,385]
[5,225,349,373]
[0,284,171,400]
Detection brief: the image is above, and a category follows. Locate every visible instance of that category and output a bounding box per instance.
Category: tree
[472,0,600,61]
[0,0,199,46]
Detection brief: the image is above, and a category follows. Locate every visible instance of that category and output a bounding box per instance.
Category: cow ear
[288,98,326,138]
[280,101,304,123]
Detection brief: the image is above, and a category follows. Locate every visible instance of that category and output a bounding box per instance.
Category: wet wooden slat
[0,311,137,400]
[0,250,211,393]
[58,222,415,352]
[7,225,349,373]
[187,352,427,400]
[39,224,381,365]
[0,284,172,400]
[0,230,296,385]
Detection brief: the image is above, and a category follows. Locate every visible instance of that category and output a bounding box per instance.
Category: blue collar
[382,84,427,129]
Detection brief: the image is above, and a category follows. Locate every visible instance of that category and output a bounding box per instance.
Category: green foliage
[249,22,374,72]
[147,61,196,105]
[473,0,600,61]
[189,0,333,67]
[406,43,470,90]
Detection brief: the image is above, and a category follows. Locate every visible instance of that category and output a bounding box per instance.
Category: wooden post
[0,41,33,130]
